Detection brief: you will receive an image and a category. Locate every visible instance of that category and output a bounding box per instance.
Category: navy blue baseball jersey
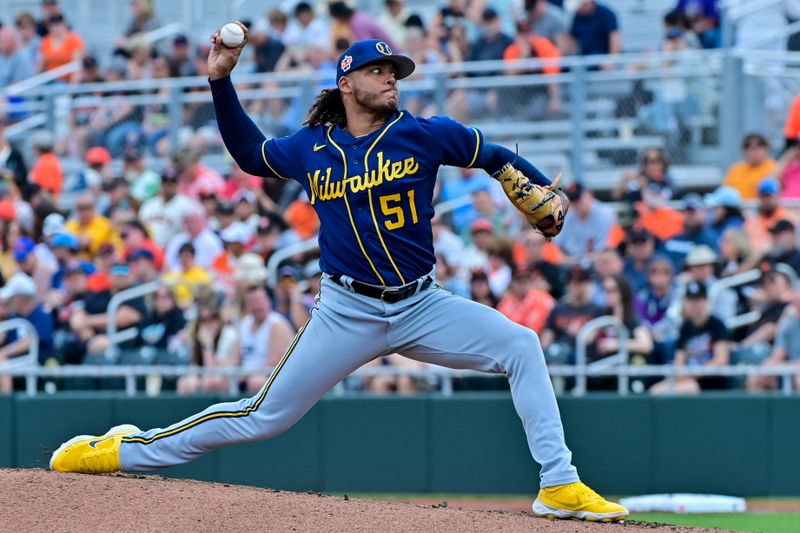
[259,111,483,286]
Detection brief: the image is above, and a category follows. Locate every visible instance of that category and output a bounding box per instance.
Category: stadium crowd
[2,0,800,395]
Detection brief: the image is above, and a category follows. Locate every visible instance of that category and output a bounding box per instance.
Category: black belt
[330,274,432,303]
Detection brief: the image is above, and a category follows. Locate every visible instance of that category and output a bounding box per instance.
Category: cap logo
[341,55,353,72]
[375,41,392,55]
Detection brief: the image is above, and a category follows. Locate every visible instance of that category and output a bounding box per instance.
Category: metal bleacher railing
[6,47,788,201]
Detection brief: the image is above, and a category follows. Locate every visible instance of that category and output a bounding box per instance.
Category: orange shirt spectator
[503,35,561,75]
[39,15,84,75]
[784,95,800,147]
[723,133,776,200]
[743,178,798,255]
[285,199,319,240]
[497,268,555,333]
[636,203,684,241]
[30,151,63,197]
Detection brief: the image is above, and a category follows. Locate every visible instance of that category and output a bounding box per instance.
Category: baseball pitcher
[50,23,627,522]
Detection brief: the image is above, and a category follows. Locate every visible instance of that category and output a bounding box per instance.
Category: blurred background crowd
[2,0,800,396]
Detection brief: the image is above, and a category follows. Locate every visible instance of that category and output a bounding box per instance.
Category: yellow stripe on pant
[121,318,311,445]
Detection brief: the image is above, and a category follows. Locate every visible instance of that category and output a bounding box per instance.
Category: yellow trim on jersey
[121,318,312,446]
[364,112,406,285]
[261,140,289,181]
[467,128,481,168]
[326,126,386,285]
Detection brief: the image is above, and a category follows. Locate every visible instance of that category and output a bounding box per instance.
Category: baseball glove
[492,163,568,239]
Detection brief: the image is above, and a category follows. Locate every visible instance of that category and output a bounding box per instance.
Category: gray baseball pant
[119,275,579,488]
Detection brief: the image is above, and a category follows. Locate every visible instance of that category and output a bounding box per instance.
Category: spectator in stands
[239,285,294,394]
[497,265,555,333]
[673,0,720,49]
[705,186,745,245]
[169,35,196,77]
[466,8,513,71]
[747,286,800,392]
[587,274,653,389]
[164,209,224,271]
[461,218,493,274]
[362,353,430,394]
[48,232,93,292]
[284,2,331,50]
[440,169,495,234]
[127,248,159,284]
[775,144,800,198]
[663,193,717,269]
[36,0,64,38]
[502,17,563,117]
[486,238,514,299]
[732,269,790,363]
[123,0,160,38]
[65,193,122,259]
[28,131,63,199]
[139,169,199,249]
[177,304,240,394]
[51,261,91,365]
[250,17,286,74]
[122,145,160,202]
[744,178,797,257]
[635,256,678,364]
[328,0,396,49]
[162,242,212,309]
[67,262,146,359]
[136,284,187,364]
[591,248,623,306]
[723,134,777,200]
[670,244,739,327]
[762,219,800,276]
[518,228,563,299]
[614,148,677,204]
[99,177,135,221]
[273,263,305,328]
[74,146,111,196]
[662,10,701,50]
[14,235,53,300]
[250,215,282,264]
[435,251,469,298]
[120,219,163,272]
[39,14,84,76]
[469,268,498,309]
[0,27,35,86]
[784,94,800,150]
[14,12,40,68]
[378,0,411,48]
[0,272,54,390]
[540,265,604,364]
[172,146,225,201]
[622,228,658,293]
[718,228,755,278]
[525,0,569,52]
[564,0,620,62]
[0,116,28,191]
[555,182,614,264]
[651,281,730,394]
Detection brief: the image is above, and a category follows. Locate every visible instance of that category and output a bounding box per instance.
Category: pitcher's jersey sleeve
[418,116,484,169]
[260,136,298,181]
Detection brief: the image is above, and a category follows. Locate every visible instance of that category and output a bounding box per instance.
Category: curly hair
[303,88,347,128]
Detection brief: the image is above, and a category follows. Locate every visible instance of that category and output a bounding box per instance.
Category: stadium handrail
[1,363,797,397]
[573,316,629,396]
[105,279,161,362]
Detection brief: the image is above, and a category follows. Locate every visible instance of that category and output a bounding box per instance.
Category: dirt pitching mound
[0,469,724,533]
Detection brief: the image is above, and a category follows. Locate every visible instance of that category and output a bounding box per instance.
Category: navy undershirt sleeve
[209,75,268,177]
[473,142,552,186]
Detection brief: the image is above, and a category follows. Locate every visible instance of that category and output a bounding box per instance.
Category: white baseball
[220,23,245,48]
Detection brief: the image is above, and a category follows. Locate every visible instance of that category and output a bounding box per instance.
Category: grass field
[632,513,800,533]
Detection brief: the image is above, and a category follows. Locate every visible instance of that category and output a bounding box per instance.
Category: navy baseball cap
[336,40,415,85]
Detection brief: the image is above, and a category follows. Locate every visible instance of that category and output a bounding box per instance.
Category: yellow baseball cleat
[50,424,140,474]
[532,481,629,522]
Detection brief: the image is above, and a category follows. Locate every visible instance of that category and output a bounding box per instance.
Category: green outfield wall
[1,393,798,496]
